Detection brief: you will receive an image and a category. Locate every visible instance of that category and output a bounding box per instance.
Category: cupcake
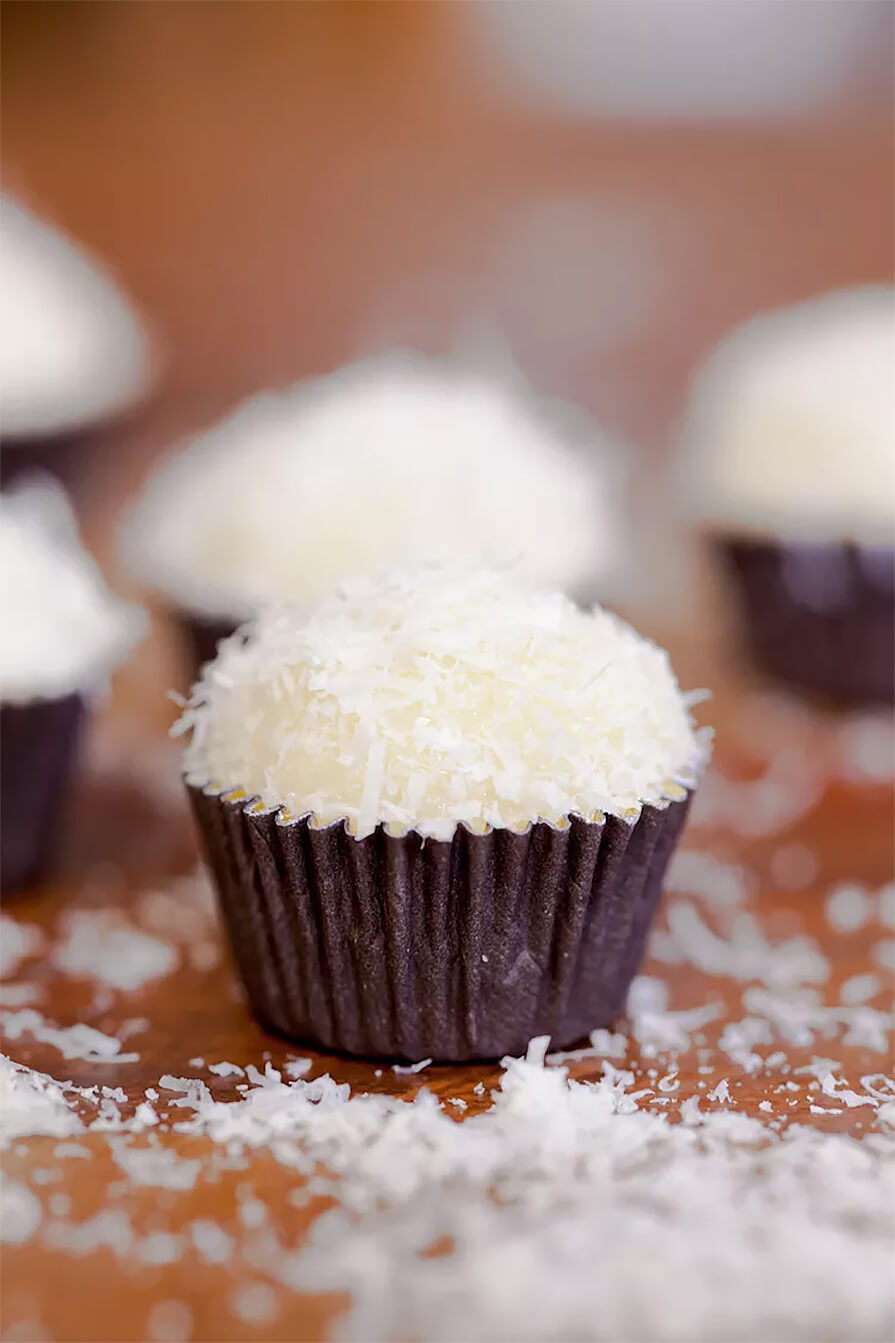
[682,287,894,704]
[1,481,145,892]
[176,568,709,1062]
[122,353,624,678]
[0,196,153,487]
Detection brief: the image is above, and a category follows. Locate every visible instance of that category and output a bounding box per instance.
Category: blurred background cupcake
[0,195,155,492]
[121,352,626,679]
[681,287,895,704]
[1,480,145,892]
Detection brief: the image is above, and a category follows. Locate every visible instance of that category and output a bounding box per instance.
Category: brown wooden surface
[1,5,894,1341]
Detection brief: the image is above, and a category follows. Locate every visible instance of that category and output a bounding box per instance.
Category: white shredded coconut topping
[178,568,708,837]
[682,286,895,542]
[0,481,145,702]
[0,196,151,440]
[122,353,623,620]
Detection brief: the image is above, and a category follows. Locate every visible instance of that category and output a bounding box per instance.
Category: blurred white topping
[0,480,144,702]
[683,287,895,543]
[178,567,708,839]
[0,197,151,439]
[123,353,623,619]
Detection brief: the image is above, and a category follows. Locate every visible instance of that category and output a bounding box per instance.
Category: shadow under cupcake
[175,568,710,1062]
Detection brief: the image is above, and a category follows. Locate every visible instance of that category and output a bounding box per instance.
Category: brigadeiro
[1,481,145,892]
[176,567,710,1062]
[682,287,894,704]
[0,195,153,490]
[122,352,626,677]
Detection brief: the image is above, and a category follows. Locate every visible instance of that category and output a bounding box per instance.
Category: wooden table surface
[2,6,894,1341]
[3,611,893,1342]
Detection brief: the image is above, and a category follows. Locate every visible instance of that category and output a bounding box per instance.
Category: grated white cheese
[178,568,708,838]
[123,352,623,621]
[681,286,895,543]
[0,196,151,440]
[0,481,145,702]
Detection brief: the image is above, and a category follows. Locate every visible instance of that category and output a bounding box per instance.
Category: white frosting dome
[124,355,623,619]
[178,568,708,840]
[0,482,145,702]
[683,287,895,543]
[0,197,151,439]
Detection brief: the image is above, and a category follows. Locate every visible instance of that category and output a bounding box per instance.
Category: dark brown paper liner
[1,433,90,495]
[718,538,895,706]
[188,781,692,1062]
[176,612,238,685]
[1,694,84,893]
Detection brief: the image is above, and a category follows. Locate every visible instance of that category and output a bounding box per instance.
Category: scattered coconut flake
[0,983,42,1008]
[665,849,750,905]
[840,973,882,1006]
[0,916,44,979]
[666,903,829,987]
[879,882,895,931]
[51,909,177,991]
[769,843,818,891]
[1,1010,138,1064]
[208,1061,244,1078]
[283,1059,312,1080]
[0,1176,43,1245]
[109,1141,202,1191]
[872,939,895,972]
[825,883,871,934]
[230,1282,279,1328]
[146,1299,193,1343]
[189,1219,235,1265]
[393,1059,433,1077]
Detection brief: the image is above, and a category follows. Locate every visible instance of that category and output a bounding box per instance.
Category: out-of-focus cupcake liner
[176,612,239,685]
[188,780,692,1062]
[718,538,894,705]
[1,694,84,893]
[1,435,89,494]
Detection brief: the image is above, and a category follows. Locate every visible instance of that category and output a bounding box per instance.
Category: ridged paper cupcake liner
[1,694,84,893]
[188,781,692,1062]
[718,538,895,705]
